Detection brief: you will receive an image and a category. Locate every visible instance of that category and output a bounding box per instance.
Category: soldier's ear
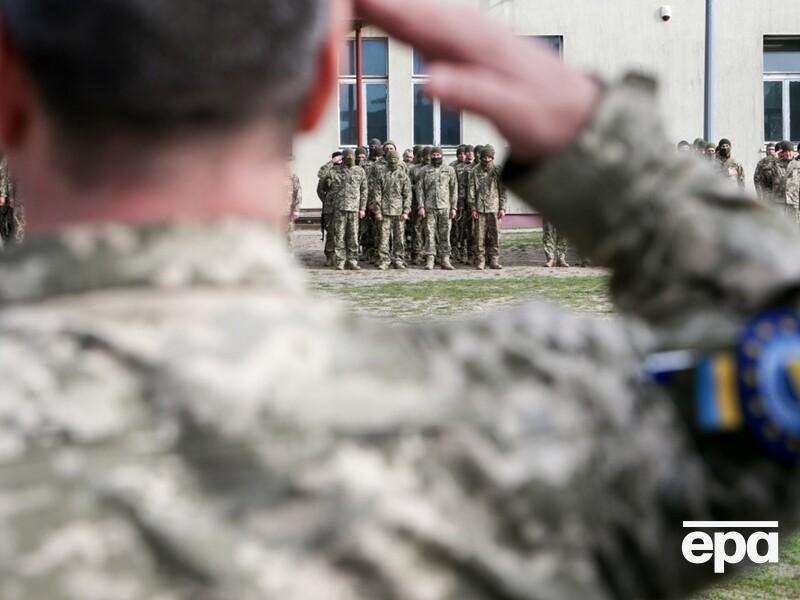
[297,0,349,133]
[0,18,32,152]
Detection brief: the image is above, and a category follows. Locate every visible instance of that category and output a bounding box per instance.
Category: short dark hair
[1,0,326,150]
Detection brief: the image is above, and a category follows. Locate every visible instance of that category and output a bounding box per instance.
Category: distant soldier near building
[770,141,800,227]
[0,153,23,248]
[451,145,471,263]
[317,150,342,266]
[402,148,414,165]
[355,146,368,167]
[324,148,367,270]
[373,150,412,270]
[468,145,506,270]
[286,171,302,247]
[409,146,432,265]
[715,138,745,189]
[417,146,457,270]
[755,143,777,203]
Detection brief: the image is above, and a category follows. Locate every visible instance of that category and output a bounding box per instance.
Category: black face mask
[431,157,443,167]
[719,148,731,159]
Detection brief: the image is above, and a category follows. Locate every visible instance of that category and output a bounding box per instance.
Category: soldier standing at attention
[286,170,302,247]
[716,138,745,189]
[449,144,465,168]
[417,146,457,270]
[770,141,799,226]
[402,148,414,165]
[317,150,342,266]
[8,0,800,598]
[326,148,367,270]
[450,144,470,262]
[355,146,368,167]
[0,152,23,248]
[410,146,432,265]
[755,143,777,203]
[373,150,412,270]
[543,220,569,268]
[468,144,506,270]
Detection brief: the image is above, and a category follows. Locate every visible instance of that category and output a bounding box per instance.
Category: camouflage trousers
[286,219,294,248]
[776,202,800,228]
[543,220,568,263]
[425,209,452,259]
[322,212,336,258]
[409,209,426,260]
[378,216,406,264]
[360,212,378,260]
[451,208,470,260]
[475,212,500,261]
[334,210,360,263]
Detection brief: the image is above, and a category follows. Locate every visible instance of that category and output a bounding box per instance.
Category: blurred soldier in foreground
[373,150,412,270]
[417,146,457,270]
[677,140,691,153]
[755,143,778,203]
[4,0,800,599]
[317,150,342,265]
[468,145,506,269]
[715,138,744,189]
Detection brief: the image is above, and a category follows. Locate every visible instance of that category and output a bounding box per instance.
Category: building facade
[294,0,800,214]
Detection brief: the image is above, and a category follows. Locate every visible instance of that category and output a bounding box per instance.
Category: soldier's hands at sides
[291,212,300,222]
[419,207,426,218]
[471,209,479,221]
[376,212,383,221]
[401,212,409,221]
[353,0,600,162]
[359,210,366,219]
[498,210,506,220]
[450,209,457,220]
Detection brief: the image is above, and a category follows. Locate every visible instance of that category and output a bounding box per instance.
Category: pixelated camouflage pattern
[373,169,412,217]
[416,165,457,211]
[716,156,745,189]
[543,220,568,263]
[322,164,367,213]
[754,155,777,203]
[4,74,800,600]
[468,163,507,213]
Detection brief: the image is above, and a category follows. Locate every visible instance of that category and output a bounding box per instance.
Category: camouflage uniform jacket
[373,168,412,216]
[716,156,745,189]
[288,174,302,215]
[468,164,507,213]
[453,161,472,210]
[0,155,14,202]
[754,155,777,202]
[781,158,800,208]
[316,161,335,215]
[773,157,798,206]
[322,165,367,213]
[416,164,457,211]
[4,74,800,600]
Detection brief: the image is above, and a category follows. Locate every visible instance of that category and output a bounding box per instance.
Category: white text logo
[682,521,779,573]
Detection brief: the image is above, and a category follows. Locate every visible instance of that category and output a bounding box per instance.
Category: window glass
[413,49,427,75]
[440,106,462,146]
[791,82,800,142]
[414,84,434,145]
[534,35,563,56]
[339,84,357,146]
[366,83,388,143]
[764,81,784,142]
[340,39,388,77]
[764,38,800,73]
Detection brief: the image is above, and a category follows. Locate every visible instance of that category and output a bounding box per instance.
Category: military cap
[705,143,716,150]
[356,146,368,156]
[718,138,732,147]
[342,147,355,156]
[413,145,423,153]
[779,140,796,152]
[677,140,690,148]
[430,146,443,154]
[456,145,467,153]
[481,145,496,157]
[369,138,382,147]
[693,137,706,149]
[382,140,397,149]
[332,151,343,158]
[474,144,485,153]
[465,145,475,152]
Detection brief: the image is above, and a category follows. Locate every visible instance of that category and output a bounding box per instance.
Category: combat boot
[489,258,502,270]
[545,258,555,268]
[346,260,362,271]
[557,257,571,268]
[325,254,335,268]
[394,260,407,270]
[441,257,455,270]
[377,261,390,271]
[425,256,435,270]
[475,258,485,271]
[336,262,346,271]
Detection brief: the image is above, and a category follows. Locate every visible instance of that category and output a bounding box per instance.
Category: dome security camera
[660,6,672,22]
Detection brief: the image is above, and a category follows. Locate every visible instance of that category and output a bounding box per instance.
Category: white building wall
[295,0,800,213]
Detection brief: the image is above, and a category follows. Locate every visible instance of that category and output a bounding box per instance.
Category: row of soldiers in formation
[677,137,800,221]
[0,154,24,248]
[311,139,571,271]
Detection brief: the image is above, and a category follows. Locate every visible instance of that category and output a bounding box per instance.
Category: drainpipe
[355,23,365,147]
[704,0,714,142]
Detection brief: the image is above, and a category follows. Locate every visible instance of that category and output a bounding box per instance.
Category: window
[412,49,462,146]
[764,37,800,142]
[530,35,563,56]
[339,38,388,146]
